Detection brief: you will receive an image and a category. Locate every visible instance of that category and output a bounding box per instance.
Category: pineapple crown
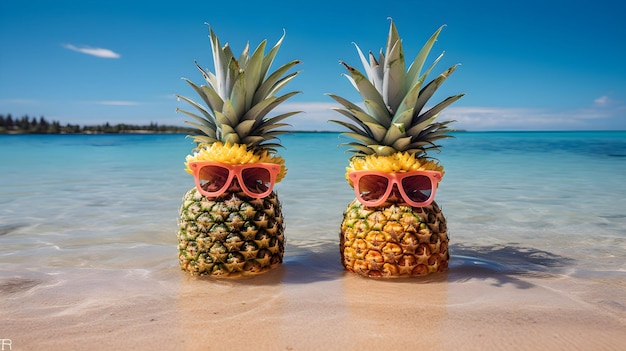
[329,19,464,159]
[176,24,302,156]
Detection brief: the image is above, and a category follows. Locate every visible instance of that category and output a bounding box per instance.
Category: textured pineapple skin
[177,187,284,277]
[340,199,449,278]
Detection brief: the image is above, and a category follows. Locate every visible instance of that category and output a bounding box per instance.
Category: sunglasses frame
[348,170,442,208]
[189,161,281,199]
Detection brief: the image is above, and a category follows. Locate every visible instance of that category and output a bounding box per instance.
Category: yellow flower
[345,153,444,186]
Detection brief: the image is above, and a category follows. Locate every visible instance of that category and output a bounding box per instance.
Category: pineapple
[330,20,464,278]
[176,25,301,276]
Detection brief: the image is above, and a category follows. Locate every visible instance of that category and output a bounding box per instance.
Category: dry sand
[2,242,625,351]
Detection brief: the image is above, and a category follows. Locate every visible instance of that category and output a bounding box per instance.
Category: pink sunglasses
[189,161,281,199]
[348,170,442,207]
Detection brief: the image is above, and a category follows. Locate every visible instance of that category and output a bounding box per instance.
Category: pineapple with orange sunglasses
[176,26,301,277]
[330,20,463,277]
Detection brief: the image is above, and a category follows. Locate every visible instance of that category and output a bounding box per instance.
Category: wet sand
[2,241,625,351]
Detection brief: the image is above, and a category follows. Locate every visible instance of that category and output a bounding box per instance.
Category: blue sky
[1,0,625,131]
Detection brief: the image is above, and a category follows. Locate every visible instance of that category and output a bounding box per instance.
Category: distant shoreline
[0,113,346,135]
[1,130,191,135]
[1,113,198,135]
[2,114,624,134]
[0,129,346,135]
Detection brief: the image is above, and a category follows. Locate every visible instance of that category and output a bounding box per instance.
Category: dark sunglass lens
[402,175,432,202]
[241,167,272,194]
[198,165,230,191]
[358,175,389,202]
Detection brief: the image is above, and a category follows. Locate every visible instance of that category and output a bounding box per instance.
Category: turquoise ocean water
[1,131,625,282]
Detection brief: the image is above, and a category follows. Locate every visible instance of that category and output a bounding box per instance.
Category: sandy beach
[2,240,625,351]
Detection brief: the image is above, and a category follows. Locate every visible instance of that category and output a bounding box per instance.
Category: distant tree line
[0,114,196,134]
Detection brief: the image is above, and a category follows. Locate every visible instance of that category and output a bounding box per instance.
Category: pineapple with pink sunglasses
[330,20,464,277]
[176,25,301,276]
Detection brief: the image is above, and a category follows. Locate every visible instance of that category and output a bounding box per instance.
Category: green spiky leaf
[382,122,405,145]
[329,20,463,158]
[382,38,406,112]
[412,64,459,123]
[341,62,388,116]
[178,26,302,153]
[244,40,267,108]
[254,60,301,104]
[406,25,445,88]
[330,119,369,135]
[327,94,366,115]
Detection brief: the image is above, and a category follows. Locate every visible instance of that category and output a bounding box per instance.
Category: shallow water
[1,132,625,300]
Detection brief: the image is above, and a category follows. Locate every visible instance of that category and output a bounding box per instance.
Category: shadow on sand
[446,243,575,289]
[218,240,575,289]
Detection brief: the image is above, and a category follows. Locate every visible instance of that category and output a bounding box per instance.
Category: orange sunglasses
[189,161,281,199]
[348,170,442,207]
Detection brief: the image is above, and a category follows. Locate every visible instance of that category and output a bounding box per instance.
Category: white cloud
[62,44,121,58]
[272,99,626,131]
[594,96,610,106]
[442,103,626,131]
